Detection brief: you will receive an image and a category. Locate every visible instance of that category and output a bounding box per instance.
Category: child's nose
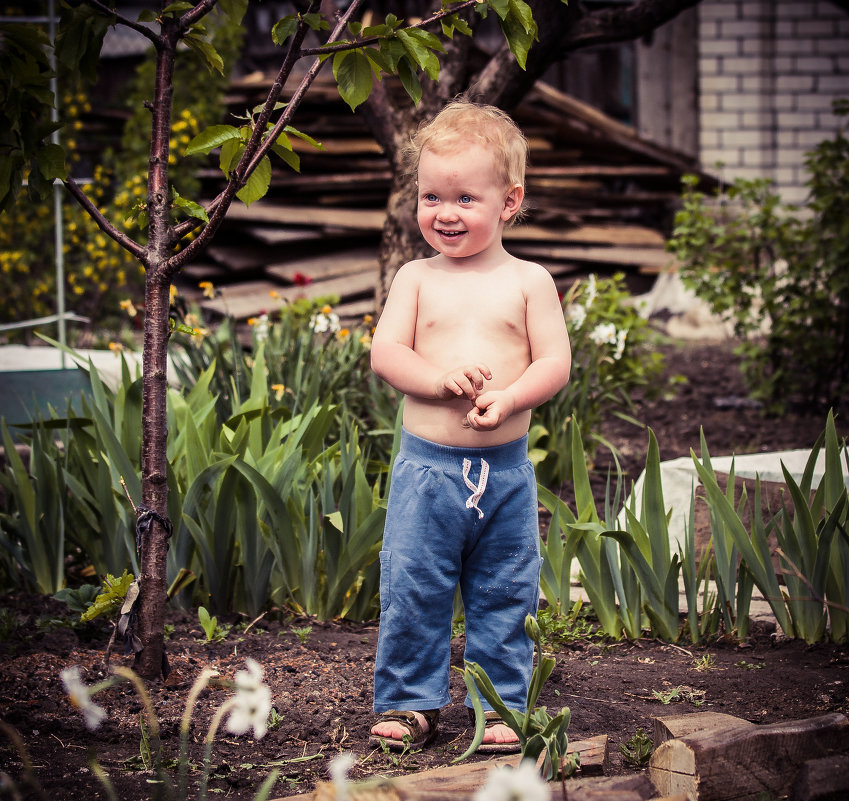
[436,204,460,222]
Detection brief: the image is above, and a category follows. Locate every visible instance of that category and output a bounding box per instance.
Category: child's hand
[436,364,492,401]
[465,390,515,431]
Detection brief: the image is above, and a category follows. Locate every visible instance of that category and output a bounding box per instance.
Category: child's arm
[371,262,492,401]
[466,267,571,431]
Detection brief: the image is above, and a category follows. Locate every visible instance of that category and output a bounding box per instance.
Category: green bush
[667,100,849,414]
[532,272,665,487]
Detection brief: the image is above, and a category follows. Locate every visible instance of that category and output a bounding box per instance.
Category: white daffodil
[473,759,549,801]
[567,303,587,331]
[226,658,273,740]
[60,666,106,731]
[309,307,341,335]
[584,274,598,308]
[329,752,356,801]
[613,328,628,360]
[589,322,617,347]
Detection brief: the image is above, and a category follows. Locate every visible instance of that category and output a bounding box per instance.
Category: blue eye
[424,193,438,202]
[459,195,472,204]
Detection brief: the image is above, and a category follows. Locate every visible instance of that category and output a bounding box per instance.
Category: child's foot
[471,709,522,754]
[368,709,439,751]
[482,721,520,748]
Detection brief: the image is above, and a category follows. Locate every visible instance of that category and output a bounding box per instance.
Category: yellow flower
[199,281,215,299]
[363,314,373,325]
[269,290,280,299]
[271,384,286,401]
[120,299,137,318]
[247,317,258,326]
[336,328,350,341]
[321,304,332,315]
[169,284,178,305]
[108,342,124,354]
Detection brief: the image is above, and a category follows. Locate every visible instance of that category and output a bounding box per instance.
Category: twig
[242,611,267,635]
[120,478,138,515]
[776,547,849,615]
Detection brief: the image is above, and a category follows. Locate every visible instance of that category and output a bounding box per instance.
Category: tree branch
[298,0,479,57]
[63,178,147,262]
[80,0,162,46]
[179,0,219,29]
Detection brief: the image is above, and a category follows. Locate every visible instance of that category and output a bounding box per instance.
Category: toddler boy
[369,99,572,752]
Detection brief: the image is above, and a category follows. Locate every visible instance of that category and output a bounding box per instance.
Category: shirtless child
[368,100,572,753]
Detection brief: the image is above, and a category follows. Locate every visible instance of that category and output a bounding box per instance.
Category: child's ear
[501,184,524,221]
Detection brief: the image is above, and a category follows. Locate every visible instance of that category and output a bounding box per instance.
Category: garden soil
[1,341,848,800]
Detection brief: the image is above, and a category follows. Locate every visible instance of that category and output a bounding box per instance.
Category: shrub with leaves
[532,272,665,487]
[667,99,849,414]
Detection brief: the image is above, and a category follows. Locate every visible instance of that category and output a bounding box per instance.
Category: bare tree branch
[80,0,162,46]
[63,177,147,262]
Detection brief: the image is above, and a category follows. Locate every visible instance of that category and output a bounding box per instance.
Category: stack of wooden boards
[180,71,712,326]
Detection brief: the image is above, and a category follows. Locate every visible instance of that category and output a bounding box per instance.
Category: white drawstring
[462,458,490,519]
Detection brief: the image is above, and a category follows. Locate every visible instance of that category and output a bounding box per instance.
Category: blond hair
[403,99,529,223]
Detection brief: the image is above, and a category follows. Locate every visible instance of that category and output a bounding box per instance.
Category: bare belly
[401,395,532,448]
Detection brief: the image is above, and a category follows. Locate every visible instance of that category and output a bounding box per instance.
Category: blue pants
[373,429,541,714]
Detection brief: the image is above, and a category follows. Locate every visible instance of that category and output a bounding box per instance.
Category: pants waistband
[398,428,529,471]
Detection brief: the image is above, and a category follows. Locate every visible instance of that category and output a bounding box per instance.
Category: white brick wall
[698,0,848,204]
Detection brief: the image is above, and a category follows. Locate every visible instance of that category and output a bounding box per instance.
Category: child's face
[416,144,520,262]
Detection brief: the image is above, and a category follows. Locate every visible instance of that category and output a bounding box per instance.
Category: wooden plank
[221,202,386,232]
[244,226,325,245]
[791,754,849,801]
[652,712,755,748]
[200,271,378,320]
[274,736,609,801]
[508,243,675,271]
[266,248,378,284]
[649,713,849,801]
[207,245,268,272]
[505,223,666,248]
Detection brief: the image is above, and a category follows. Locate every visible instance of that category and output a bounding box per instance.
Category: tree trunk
[135,24,179,680]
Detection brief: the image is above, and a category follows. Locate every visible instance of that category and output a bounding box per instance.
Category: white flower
[60,666,106,731]
[473,759,549,801]
[584,274,598,308]
[589,322,617,347]
[613,328,628,360]
[567,303,586,331]
[226,658,273,739]
[309,310,341,335]
[329,752,356,801]
[254,313,269,343]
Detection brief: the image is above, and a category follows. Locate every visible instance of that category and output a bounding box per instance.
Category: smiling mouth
[437,229,465,238]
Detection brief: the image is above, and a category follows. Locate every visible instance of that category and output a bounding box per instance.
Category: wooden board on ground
[649,712,849,801]
[652,711,756,747]
[275,735,609,801]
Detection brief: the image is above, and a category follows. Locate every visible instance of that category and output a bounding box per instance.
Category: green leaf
[37,142,66,180]
[397,29,442,80]
[172,187,209,223]
[396,57,422,106]
[237,155,271,206]
[218,0,249,25]
[183,33,225,75]
[284,125,323,151]
[185,125,241,157]
[332,50,374,112]
[272,15,298,45]
[303,13,329,32]
[270,144,300,173]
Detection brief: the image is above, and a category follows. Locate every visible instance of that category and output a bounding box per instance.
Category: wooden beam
[506,222,666,248]
[649,713,849,801]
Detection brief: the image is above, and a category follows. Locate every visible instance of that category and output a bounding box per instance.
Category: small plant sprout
[198,606,231,643]
[329,752,356,801]
[290,624,313,645]
[619,728,653,767]
[60,666,107,730]
[652,686,682,705]
[226,658,273,740]
[472,758,549,801]
[692,654,718,672]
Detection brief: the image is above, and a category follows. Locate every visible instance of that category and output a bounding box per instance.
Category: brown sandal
[369,708,440,751]
[468,708,522,754]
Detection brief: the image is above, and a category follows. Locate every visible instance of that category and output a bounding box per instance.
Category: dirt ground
[1,340,848,800]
